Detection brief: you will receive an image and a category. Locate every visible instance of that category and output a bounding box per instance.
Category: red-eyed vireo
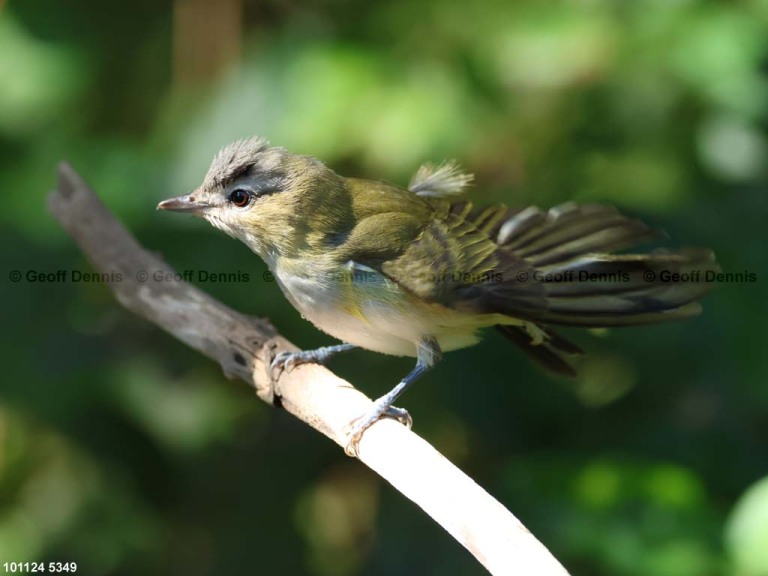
[158,137,718,456]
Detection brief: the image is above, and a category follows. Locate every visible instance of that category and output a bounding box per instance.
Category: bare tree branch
[48,162,570,576]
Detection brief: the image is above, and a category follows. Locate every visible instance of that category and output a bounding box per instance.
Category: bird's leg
[271,343,358,374]
[344,337,441,457]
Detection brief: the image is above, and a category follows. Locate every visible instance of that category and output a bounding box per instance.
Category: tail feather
[480,203,719,328]
[536,248,716,325]
[496,325,582,377]
[455,202,719,376]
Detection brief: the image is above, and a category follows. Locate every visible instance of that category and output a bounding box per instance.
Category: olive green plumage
[159,137,719,377]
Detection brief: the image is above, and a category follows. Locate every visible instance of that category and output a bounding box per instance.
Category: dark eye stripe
[255,186,281,196]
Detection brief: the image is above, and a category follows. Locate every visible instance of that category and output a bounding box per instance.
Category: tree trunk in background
[173,0,242,86]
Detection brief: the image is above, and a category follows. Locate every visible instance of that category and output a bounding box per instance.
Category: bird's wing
[373,200,549,313]
[462,202,718,326]
[334,179,527,310]
[364,199,717,329]
[342,175,717,327]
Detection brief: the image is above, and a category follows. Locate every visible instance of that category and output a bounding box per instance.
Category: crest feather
[204,136,271,187]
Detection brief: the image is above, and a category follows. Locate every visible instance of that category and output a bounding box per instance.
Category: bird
[158,136,718,456]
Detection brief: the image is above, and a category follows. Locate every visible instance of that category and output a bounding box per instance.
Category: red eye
[229,188,251,207]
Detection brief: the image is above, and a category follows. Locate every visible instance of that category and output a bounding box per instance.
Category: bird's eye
[228,188,251,208]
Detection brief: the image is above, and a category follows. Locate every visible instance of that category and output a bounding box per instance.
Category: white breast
[273,260,492,357]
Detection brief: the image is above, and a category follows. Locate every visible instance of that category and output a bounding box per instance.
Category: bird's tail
[482,203,718,375]
[489,202,719,327]
[496,324,583,377]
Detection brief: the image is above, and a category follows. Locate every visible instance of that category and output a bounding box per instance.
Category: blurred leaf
[697,114,768,182]
[0,14,85,137]
[725,476,768,576]
[668,7,768,118]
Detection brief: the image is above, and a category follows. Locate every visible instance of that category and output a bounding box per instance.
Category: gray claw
[343,401,412,457]
[384,406,412,428]
[270,351,296,375]
[271,344,356,376]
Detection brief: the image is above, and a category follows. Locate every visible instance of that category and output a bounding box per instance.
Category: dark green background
[1,1,767,574]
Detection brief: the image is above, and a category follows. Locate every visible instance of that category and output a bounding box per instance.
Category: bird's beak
[156,192,210,215]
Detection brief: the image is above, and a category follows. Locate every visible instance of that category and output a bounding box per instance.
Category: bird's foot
[343,399,412,458]
[270,344,356,376]
[270,350,315,374]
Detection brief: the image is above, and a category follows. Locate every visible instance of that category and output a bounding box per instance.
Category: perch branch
[48,163,570,576]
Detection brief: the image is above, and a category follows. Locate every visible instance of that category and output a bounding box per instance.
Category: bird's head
[158,137,350,262]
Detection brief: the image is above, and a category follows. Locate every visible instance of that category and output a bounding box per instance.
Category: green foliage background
[1,1,767,574]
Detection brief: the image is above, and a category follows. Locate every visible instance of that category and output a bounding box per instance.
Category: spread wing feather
[344,178,717,376]
[481,203,718,327]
